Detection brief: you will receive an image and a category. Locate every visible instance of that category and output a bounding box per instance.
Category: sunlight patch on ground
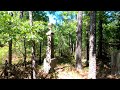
[55,64,88,79]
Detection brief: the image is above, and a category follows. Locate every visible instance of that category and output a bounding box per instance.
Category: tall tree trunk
[19,11,27,67]
[85,11,90,67]
[75,11,83,70]
[73,43,75,53]
[70,36,73,54]
[29,11,36,79]
[59,48,61,56]
[88,11,96,79]
[69,32,72,54]
[8,11,13,66]
[39,41,42,64]
[86,23,90,67]
[8,39,12,66]
[23,37,27,67]
[98,11,103,60]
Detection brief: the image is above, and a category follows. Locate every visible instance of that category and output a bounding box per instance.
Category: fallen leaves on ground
[37,64,88,79]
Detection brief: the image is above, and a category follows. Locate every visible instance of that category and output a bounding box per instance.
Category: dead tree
[43,23,57,74]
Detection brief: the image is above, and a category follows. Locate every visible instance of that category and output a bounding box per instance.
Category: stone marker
[111,50,120,75]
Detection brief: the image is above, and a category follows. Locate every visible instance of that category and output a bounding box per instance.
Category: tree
[29,11,36,79]
[8,11,13,66]
[88,11,96,79]
[86,21,90,67]
[19,11,27,67]
[84,11,90,67]
[75,11,83,70]
[97,11,104,61]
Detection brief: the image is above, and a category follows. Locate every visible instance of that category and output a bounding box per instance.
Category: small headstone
[111,50,120,75]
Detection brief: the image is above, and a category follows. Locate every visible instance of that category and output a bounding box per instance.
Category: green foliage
[0,11,119,66]
[0,46,8,64]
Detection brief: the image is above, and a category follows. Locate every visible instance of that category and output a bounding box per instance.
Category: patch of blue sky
[46,11,63,25]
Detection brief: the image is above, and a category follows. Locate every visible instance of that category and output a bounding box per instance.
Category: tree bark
[69,32,72,54]
[8,39,12,66]
[75,11,83,70]
[19,11,27,67]
[85,12,90,67]
[86,23,90,67]
[23,37,26,67]
[29,11,36,79]
[98,11,103,60]
[39,41,42,64]
[8,11,13,66]
[88,11,96,79]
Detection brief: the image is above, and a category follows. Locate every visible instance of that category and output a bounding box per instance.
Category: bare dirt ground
[37,64,88,79]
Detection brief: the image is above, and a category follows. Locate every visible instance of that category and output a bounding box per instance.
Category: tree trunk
[23,37,26,67]
[39,41,42,64]
[20,11,24,19]
[98,11,103,60]
[70,36,73,54]
[86,23,90,67]
[73,43,75,53]
[8,39,12,66]
[69,32,72,54]
[75,11,83,70]
[8,11,13,66]
[29,11,36,79]
[19,11,27,67]
[59,48,61,56]
[85,12,90,67]
[88,11,96,79]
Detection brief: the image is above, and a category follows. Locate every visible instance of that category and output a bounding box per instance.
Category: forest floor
[0,57,120,79]
[37,63,88,79]
[0,61,88,79]
[0,53,89,79]
[0,46,120,79]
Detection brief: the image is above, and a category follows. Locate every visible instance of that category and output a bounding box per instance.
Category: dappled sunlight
[0,11,120,79]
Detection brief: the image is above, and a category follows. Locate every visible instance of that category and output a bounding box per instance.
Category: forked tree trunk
[88,11,96,79]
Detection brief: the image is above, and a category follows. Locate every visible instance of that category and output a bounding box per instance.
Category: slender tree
[8,37,12,66]
[85,11,90,67]
[39,41,42,64]
[19,11,27,67]
[8,11,13,66]
[88,11,96,79]
[29,11,36,79]
[86,22,90,67]
[75,11,83,70]
[98,11,103,60]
